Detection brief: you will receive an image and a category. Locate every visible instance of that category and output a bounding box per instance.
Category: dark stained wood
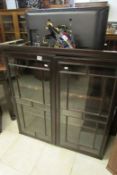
[1,46,117,158]
[1,46,117,60]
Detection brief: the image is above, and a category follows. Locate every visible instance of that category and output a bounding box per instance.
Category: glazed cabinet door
[0,14,16,41]
[57,60,117,157]
[8,57,54,143]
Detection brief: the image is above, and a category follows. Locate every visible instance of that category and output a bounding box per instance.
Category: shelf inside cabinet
[14,83,102,102]
[61,92,103,101]
[4,32,15,34]
[18,84,42,91]
[15,96,50,107]
[3,21,13,24]
[20,32,27,34]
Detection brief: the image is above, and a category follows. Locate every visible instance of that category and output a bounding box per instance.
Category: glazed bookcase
[3,46,117,158]
[0,9,28,42]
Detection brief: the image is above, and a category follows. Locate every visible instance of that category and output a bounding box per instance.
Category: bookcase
[0,9,28,42]
[4,46,117,158]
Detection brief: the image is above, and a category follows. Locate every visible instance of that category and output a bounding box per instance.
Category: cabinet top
[1,46,117,63]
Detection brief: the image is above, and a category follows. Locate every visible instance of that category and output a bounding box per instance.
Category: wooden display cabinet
[0,9,28,42]
[3,46,117,158]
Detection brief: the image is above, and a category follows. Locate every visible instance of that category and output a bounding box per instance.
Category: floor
[0,109,114,175]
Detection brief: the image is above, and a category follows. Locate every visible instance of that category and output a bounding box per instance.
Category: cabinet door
[17,14,28,41]
[8,58,53,143]
[58,61,117,157]
[1,15,16,41]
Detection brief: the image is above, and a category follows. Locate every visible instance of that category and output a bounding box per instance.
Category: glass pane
[60,114,83,146]
[60,114,97,148]
[79,128,96,148]
[4,23,14,32]
[2,15,14,32]
[101,78,115,115]
[20,33,28,41]
[17,104,51,141]
[5,34,15,41]
[60,113,106,151]
[12,66,50,104]
[89,66,117,77]
[60,64,88,74]
[60,74,102,114]
[60,64,117,155]
[60,72,116,115]
[18,15,25,22]
[94,123,106,150]
[18,15,27,32]
[85,114,107,123]
[19,23,27,32]
[2,15,13,22]
[9,59,51,142]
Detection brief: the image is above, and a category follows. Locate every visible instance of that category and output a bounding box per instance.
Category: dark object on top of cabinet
[26,6,109,50]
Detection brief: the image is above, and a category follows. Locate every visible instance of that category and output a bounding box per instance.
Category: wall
[75,0,117,21]
[107,0,117,21]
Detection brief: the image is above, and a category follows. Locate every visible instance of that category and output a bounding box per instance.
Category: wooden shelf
[61,92,102,101]
[106,34,117,41]
[3,21,13,24]
[20,32,27,34]
[4,32,15,34]
[17,83,102,102]
[18,84,46,91]
[48,4,69,8]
